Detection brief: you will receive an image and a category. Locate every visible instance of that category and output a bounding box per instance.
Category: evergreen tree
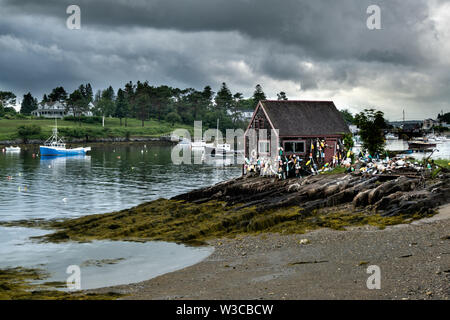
[135,81,151,127]
[150,85,173,121]
[20,92,38,115]
[85,83,93,103]
[437,112,450,123]
[41,94,49,105]
[215,82,233,112]
[123,81,135,127]
[202,86,214,103]
[48,87,67,103]
[252,84,266,108]
[230,92,244,125]
[115,88,128,126]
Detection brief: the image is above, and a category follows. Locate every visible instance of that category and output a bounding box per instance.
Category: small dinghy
[5,146,21,152]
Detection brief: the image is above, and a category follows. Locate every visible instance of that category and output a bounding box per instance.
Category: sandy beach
[90,204,450,300]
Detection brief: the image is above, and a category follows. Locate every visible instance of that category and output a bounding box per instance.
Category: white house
[226,109,254,121]
[32,101,94,119]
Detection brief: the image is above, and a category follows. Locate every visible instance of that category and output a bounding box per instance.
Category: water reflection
[0,144,242,221]
[0,227,213,290]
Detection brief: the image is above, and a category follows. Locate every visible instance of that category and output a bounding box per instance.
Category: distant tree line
[0,83,292,130]
[437,112,450,124]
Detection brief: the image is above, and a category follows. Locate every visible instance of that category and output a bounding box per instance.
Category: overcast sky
[0,0,449,120]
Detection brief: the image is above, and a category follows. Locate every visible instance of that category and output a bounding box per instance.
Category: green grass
[0,118,193,141]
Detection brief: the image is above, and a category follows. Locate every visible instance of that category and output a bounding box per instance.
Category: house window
[259,141,270,154]
[284,141,305,154]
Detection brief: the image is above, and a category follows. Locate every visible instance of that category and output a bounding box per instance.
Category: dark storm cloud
[0,0,448,119]
[2,0,434,65]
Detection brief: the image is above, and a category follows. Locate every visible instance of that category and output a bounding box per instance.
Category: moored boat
[203,119,232,156]
[205,143,232,156]
[5,146,21,152]
[39,123,91,156]
[191,140,207,148]
[385,133,397,140]
[407,140,437,150]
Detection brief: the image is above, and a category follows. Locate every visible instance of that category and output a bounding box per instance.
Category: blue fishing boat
[39,121,91,156]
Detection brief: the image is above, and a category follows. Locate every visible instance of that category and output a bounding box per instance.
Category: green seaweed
[0,267,123,300]
[33,198,436,245]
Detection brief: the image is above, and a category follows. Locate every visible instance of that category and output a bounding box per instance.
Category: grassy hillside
[0,118,193,141]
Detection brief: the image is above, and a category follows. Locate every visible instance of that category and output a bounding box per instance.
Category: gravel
[91,205,450,300]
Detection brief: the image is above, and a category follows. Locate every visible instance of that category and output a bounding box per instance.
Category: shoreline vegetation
[0,118,192,145]
[1,81,259,146]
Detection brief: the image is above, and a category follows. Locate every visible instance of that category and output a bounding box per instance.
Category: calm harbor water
[0,143,242,221]
[355,139,450,160]
[0,143,241,290]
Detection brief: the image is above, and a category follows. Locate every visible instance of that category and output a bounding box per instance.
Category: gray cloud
[0,0,448,120]
[2,0,435,64]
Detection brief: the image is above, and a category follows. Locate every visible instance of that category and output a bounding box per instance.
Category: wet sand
[92,205,450,300]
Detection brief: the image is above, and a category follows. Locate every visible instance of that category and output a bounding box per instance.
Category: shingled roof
[259,100,350,136]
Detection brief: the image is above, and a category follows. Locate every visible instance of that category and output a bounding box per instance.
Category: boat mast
[216,118,219,146]
[54,117,58,141]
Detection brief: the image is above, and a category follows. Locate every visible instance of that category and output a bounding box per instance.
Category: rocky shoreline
[174,169,450,218]
[20,167,448,246]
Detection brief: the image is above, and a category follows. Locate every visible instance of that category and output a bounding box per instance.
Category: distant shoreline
[0,135,176,147]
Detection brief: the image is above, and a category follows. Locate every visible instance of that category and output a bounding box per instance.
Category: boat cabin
[244,100,350,164]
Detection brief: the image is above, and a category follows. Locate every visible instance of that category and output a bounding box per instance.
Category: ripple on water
[0,145,242,221]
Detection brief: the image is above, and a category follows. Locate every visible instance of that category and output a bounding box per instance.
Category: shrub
[63,115,102,124]
[17,125,41,143]
[15,113,27,119]
[59,127,87,139]
[165,112,182,126]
